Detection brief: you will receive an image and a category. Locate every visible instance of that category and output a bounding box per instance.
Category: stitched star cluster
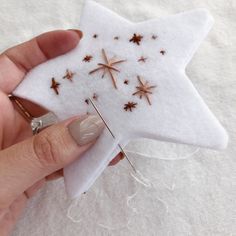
[49,33,163,111]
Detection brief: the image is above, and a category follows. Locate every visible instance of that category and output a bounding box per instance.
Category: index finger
[0,29,82,93]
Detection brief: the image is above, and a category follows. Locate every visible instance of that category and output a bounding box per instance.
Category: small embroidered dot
[114,36,119,40]
[152,35,158,40]
[129,33,143,45]
[83,55,93,62]
[138,56,147,63]
[92,93,98,101]
[124,102,138,112]
[63,69,75,82]
[85,99,89,105]
[160,50,166,55]
[93,34,98,38]
[50,78,60,95]
[124,79,129,85]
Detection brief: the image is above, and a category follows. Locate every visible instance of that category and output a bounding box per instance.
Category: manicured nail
[68,29,83,39]
[68,115,104,145]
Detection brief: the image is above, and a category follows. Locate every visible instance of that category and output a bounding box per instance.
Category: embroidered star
[63,69,75,82]
[132,76,156,105]
[83,55,93,62]
[129,33,143,45]
[92,93,98,100]
[124,79,129,85]
[85,99,89,105]
[152,34,158,40]
[50,78,60,95]
[138,56,147,63]
[160,50,166,55]
[89,49,126,89]
[124,102,137,112]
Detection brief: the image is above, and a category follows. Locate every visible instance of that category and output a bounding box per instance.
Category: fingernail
[120,152,125,160]
[68,115,104,146]
[68,29,83,39]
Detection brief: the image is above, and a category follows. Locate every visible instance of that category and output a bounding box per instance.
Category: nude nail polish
[68,115,104,145]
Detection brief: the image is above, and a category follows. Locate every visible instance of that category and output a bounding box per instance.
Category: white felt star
[13,0,228,198]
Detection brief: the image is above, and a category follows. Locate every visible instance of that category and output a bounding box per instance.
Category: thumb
[0,114,104,207]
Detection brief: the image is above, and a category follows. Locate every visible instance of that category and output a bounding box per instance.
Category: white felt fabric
[0,0,234,235]
[12,0,228,198]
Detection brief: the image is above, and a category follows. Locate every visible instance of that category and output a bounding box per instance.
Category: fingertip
[67,29,83,39]
[36,30,82,59]
[109,152,124,166]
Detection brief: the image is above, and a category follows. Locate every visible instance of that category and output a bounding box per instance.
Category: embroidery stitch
[92,93,98,101]
[152,35,158,40]
[114,36,119,40]
[85,99,89,105]
[124,102,137,112]
[132,76,156,105]
[50,78,60,95]
[93,34,98,38]
[160,50,166,55]
[63,69,75,82]
[129,33,143,45]
[83,55,93,62]
[89,49,126,89]
[138,56,147,63]
[124,79,129,85]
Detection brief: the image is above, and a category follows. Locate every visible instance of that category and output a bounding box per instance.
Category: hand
[0,30,123,236]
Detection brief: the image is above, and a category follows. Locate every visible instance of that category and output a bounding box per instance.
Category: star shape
[50,78,60,95]
[133,76,156,105]
[83,55,93,62]
[63,69,75,82]
[13,1,228,198]
[138,56,147,63]
[124,101,138,112]
[129,33,143,45]
[89,48,126,89]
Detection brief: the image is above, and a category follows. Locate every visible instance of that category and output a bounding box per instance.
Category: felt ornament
[13,0,228,198]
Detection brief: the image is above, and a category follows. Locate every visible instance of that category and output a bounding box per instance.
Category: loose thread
[125,148,200,161]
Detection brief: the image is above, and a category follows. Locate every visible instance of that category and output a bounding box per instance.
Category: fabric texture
[0,0,234,235]
[13,0,228,198]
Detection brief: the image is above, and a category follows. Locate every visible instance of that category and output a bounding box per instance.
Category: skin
[0,30,122,235]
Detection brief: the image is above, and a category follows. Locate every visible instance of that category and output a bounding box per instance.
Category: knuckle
[33,131,62,168]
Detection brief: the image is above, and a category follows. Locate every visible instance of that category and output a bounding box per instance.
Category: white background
[0,0,235,235]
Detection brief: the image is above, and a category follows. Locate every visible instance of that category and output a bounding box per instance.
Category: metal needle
[88,98,137,173]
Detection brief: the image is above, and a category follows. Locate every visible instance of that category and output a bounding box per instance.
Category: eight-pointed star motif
[13,1,228,198]
[124,101,138,112]
[89,49,126,89]
[129,33,143,45]
[132,76,156,105]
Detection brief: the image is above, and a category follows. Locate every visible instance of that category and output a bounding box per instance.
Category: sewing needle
[88,98,137,173]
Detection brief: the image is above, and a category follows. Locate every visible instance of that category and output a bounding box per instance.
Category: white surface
[13,0,228,199]
[0,0,235,235]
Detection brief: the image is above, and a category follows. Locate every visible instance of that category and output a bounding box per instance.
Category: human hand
[0,30,123,236]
